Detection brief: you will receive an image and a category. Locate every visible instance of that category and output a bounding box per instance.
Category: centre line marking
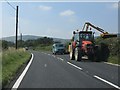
[58,58,64,61]
[94,75,120,89]
[48,54,50,56]
[60,58,64,61]
[67,62,82,70]
[57,57,60,60]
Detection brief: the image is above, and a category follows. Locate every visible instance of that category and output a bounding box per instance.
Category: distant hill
[2,35,41,43]
[1,35,70,44]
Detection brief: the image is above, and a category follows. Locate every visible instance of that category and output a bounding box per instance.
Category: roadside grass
[108,55,119,65]
[34,45,52,52]
[2,48,31,87]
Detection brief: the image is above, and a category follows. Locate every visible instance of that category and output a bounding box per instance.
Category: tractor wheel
[88,53,94,61]
[70,49,75,60]
[75,47,82,61]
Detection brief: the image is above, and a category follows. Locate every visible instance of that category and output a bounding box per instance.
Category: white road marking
[94,75,120,89]
[56,57,64,61]
[104,62,120,67]
[43,53,46,54]
[12,53,34,90]
[67,62,82,70]
[57,57,60,60]
[42,52,44,54]
[52,55,55,57]
[59,58,64,61]
[53,55,56,58]
[48,54,51,56]
[44,64,47,67]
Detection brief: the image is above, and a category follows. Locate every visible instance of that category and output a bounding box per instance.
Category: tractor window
[74,33,79,41]
[80,33,92,40]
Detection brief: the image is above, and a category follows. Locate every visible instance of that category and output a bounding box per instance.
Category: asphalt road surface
[16,51,119,89]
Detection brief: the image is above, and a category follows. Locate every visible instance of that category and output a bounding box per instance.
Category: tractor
[69,22,117,61]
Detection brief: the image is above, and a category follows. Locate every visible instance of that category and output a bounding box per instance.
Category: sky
[1,0,119,39]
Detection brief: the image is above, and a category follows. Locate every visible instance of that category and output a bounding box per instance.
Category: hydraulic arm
[82,22,117,38]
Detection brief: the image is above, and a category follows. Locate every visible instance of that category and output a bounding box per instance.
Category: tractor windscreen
[79,31,93,41]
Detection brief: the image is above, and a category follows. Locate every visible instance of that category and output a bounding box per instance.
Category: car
[25,47,28,50]
[52,43,65,55]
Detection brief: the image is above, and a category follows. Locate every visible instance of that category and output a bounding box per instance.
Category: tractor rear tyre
[88,53,95,61]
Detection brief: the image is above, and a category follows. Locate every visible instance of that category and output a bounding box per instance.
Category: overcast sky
[1,1,119,39]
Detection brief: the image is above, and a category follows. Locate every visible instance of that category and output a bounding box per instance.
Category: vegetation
[2,48,31,87]
[21,37,53,48]
[34,44,52,51]
[95,37,119,64]
[27,37,53,51]
[108,55,119,64]
[1,40,14,50]
[1,37,53,50]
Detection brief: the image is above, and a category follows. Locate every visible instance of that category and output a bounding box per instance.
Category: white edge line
[67,62,82,70]
[12,53,34,89]
[104,62,120,67]
[94,75,120,89]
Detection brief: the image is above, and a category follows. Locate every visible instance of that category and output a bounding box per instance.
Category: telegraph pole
[16,6,18,49]
[20,33,22,47]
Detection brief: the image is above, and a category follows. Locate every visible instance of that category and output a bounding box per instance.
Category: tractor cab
[73,31,94,43]
[79,31,94,42]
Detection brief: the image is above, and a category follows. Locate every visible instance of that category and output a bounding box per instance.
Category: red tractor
[69,22,117,61]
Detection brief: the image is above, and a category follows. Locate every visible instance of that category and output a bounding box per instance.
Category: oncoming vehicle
[52,43,65,55]
[25,47,28,50]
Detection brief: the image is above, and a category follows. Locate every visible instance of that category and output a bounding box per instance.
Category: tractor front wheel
[75,47,82,61]
[70,49,75,60]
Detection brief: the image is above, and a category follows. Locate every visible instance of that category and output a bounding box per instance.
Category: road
[14,51,119,89]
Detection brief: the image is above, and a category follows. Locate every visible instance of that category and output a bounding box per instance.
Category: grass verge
[2,48,31,87]
[108,55,119,65]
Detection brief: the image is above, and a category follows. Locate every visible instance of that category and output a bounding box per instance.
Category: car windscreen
[56,44,64,47]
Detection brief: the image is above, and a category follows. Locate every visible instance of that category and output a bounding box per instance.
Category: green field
[2,48,31,87]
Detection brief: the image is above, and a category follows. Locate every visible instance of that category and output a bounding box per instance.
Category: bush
[95,37,119,56]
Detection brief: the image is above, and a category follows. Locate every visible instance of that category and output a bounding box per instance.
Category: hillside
[2,35,41,42]
[1,35,70,44]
